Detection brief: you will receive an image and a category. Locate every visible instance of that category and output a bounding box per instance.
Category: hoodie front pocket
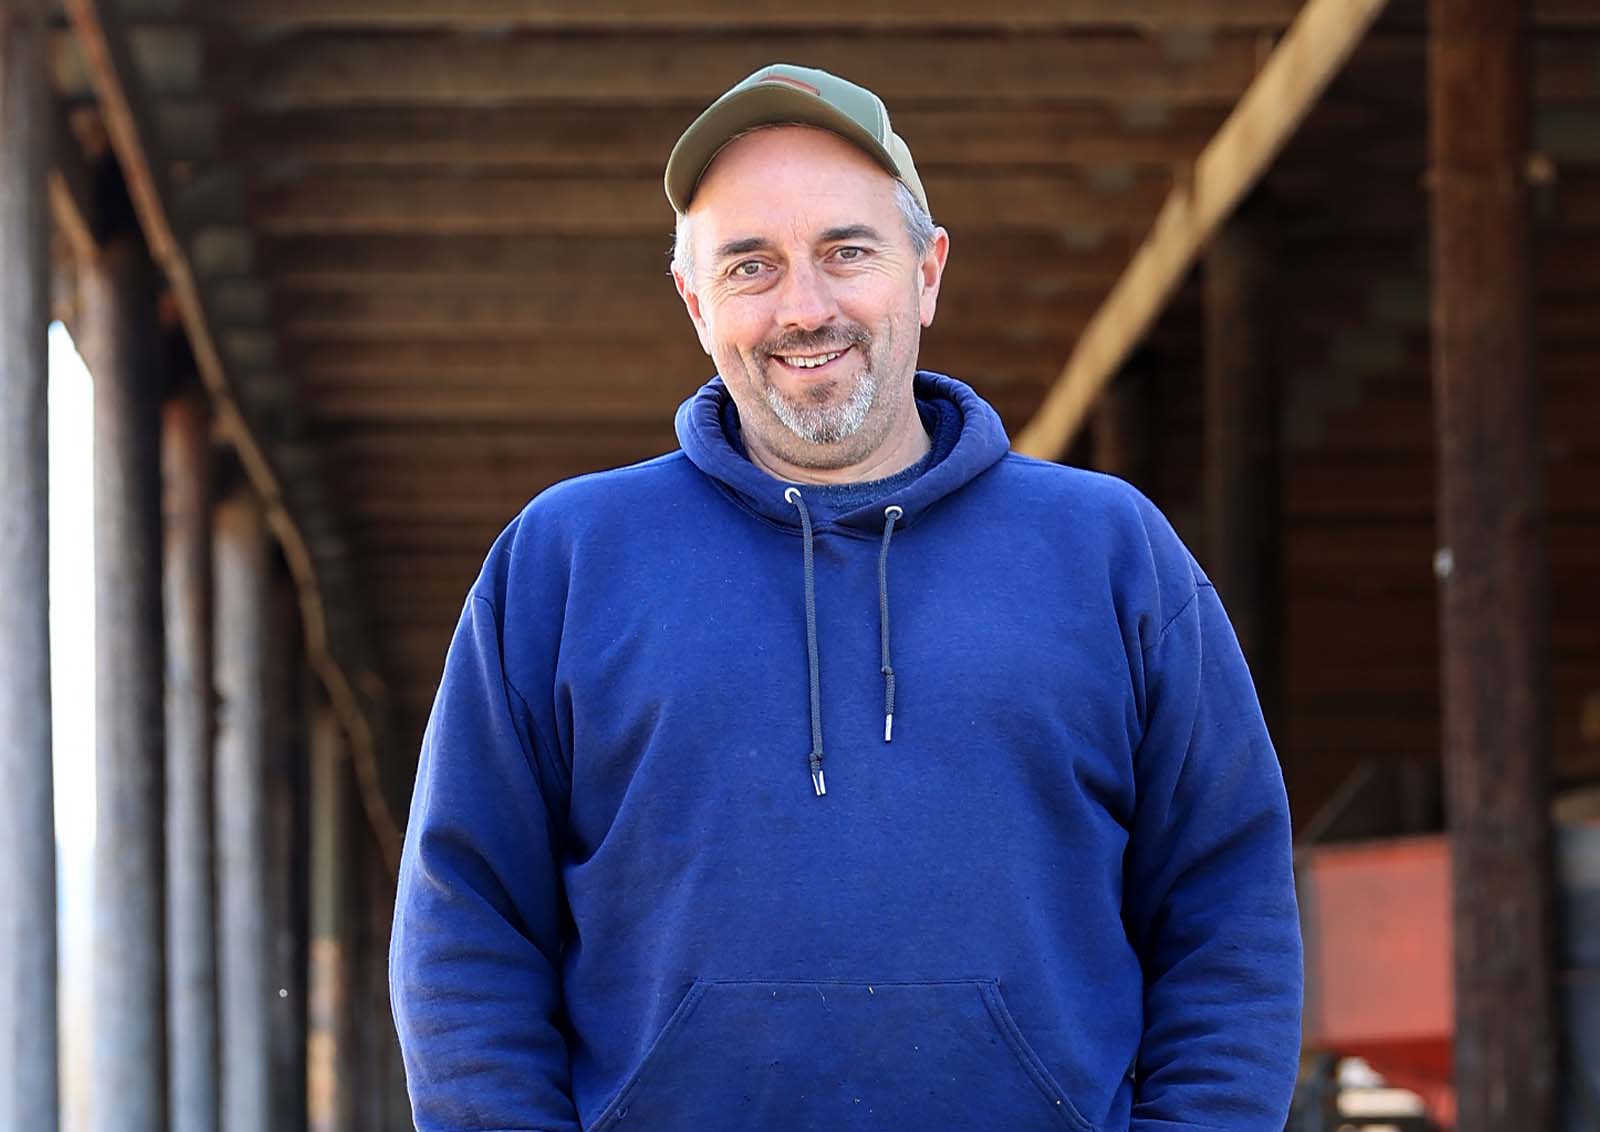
[586,977,1096,1132]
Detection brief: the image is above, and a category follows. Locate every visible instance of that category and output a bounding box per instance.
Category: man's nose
[772,259,836,331]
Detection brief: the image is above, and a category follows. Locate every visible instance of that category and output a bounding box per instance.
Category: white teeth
[781,351,843,369]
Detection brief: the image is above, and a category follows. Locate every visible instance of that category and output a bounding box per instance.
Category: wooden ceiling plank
[1016,0,1393,458]
[224,105,1230,172]
[236,34,1262,110]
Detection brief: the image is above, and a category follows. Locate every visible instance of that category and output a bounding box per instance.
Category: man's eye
[732,261,765,277]
[834,247,864,261]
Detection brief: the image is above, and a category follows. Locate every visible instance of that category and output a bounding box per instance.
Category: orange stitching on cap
[762,71,821,96]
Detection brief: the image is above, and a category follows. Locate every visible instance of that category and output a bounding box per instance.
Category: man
[391,64,1302,1132]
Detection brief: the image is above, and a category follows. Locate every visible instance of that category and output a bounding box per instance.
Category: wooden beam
[227,104,1228,171]
[210,0,1304,30]
[162,388,220,1132]
[62,0,402,871]
[1015,0,1393,458]
[1430,0,1555,1126]
[85,232,168,1132]
[250,170,1170,236]
[238,34,1262,110]
[0,3,59,1128]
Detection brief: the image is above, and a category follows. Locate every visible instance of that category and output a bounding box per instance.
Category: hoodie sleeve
[1122,575,1304,1132]
[389,590,581,1132]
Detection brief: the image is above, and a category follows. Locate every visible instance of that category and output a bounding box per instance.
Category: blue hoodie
[390,372,1302,1132]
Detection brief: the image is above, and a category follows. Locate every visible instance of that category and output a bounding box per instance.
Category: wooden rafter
[60,0,403,871]
[1014,0,1394,459]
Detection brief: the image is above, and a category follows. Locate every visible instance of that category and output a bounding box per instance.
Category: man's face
[673,126,948,472]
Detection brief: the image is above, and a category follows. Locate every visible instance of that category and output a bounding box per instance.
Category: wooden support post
[1204,195,1284,737]
[1429,0,1555,1127]
[0,1,58,1128]
[308,703,350,1132]
[163,385,219,1132]
[215,485,275,1132]
[267,569,311,1132]
[83,225,168,1132]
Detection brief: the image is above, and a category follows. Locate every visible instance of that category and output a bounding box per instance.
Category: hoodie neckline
[675,371,1011,535]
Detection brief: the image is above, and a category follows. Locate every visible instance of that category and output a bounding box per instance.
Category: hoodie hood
[674,370,1011,534]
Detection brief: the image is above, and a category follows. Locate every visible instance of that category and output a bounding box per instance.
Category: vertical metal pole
[0,0,57,1127]
[164,387,218,1132]
[84,231,168,1132]
[215,485,275,1132]
[1204,195,1284,738]
[1429,0,1555,1127]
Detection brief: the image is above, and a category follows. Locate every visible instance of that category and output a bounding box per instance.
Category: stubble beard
[762,362,878,447]
[738,323,896,470]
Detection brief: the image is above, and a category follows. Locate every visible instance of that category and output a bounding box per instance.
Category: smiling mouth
[772,346,852,373]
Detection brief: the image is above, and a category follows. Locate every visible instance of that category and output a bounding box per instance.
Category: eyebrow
[711,236,771,262]
[710,224,890,264]
[819,224,887,245]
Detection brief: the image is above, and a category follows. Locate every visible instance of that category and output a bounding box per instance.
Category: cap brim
[664,84,899,214]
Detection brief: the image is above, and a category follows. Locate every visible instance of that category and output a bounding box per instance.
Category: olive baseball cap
[664,63,929,216]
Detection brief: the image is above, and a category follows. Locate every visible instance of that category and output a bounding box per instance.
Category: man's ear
[917,227,951,328]
[673,268,715,357]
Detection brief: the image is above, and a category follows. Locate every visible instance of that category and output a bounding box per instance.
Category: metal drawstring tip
[884,713,894,743]
[811,767,827,796]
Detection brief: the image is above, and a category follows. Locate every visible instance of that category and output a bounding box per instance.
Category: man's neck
[747,415,932,486]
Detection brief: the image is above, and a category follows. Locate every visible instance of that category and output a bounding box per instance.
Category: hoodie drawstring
[783,489,903,796]
[879,505,902,742]
[784,487,827,796]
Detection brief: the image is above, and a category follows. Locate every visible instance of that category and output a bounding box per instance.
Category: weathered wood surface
[237,34,1266,110]
[1429,0,1557,1128]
